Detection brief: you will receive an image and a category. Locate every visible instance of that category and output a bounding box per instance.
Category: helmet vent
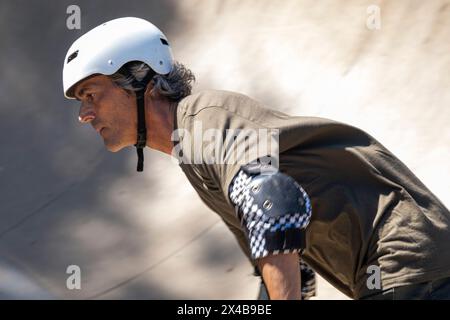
[160,38,169,46]
[67,50,79,64]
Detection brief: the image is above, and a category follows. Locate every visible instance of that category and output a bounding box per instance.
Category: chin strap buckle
[135,131,147,149]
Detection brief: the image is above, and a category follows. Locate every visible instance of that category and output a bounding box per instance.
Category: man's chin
[104,142,124,153]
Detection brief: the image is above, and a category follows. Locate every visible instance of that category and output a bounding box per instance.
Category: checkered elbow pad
[229,169,312,259]
[300,260,316,299]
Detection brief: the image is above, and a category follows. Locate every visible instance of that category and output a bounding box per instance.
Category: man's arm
[228,162,315,299]
[257,252,301,300]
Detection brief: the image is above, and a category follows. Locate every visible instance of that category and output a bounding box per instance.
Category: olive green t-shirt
[173,89,450,299]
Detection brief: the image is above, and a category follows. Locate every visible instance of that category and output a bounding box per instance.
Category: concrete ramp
[1,0,449,299]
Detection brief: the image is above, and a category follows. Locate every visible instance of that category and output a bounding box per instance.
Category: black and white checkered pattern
[300,260,316,299]
[229,169,312,259]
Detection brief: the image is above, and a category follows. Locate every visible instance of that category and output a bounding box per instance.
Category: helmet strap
[133,71,155,172]
[134,91,146,172]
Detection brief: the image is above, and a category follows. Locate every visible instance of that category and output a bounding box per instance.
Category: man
[63,17,450,300]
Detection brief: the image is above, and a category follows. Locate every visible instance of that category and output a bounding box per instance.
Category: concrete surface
[0,0,449,299]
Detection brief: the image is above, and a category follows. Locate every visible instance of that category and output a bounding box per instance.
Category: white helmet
[63,17,174,98]
[63,17,175,172]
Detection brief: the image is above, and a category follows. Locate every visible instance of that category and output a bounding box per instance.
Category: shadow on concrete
[0,0,249,299]
[2,0,449,300]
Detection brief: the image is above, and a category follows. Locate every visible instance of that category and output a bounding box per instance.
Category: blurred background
[0,0,449,299]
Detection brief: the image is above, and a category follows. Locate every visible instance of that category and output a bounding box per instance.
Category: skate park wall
[0,0,449,299]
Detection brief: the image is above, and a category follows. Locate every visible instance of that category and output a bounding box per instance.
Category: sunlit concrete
[0,0,449,300]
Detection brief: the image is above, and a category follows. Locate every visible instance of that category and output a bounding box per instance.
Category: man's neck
[145,96,178,155]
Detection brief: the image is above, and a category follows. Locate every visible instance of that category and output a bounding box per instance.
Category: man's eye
[86,93,95,101]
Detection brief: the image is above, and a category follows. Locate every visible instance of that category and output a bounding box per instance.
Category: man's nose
[78,103,96,123]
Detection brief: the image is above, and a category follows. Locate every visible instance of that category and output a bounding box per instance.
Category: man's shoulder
[178,89,263,118]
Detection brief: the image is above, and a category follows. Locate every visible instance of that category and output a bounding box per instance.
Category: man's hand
[257,252,301,300]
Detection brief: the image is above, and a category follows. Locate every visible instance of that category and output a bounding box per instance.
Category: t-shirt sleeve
[228,167,312,259]
[178,106,281,202]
